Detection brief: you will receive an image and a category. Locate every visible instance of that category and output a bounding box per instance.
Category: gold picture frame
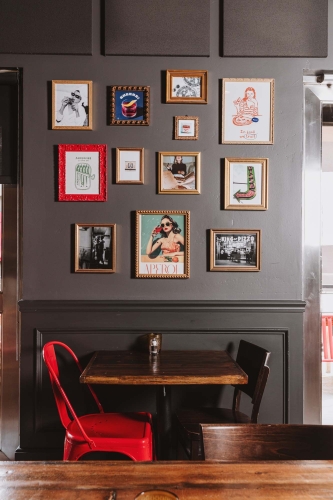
[175,116,199,140]
[210,229,261,272]
[110,85,150,125]
[158,152,201,194]
[166,70,208,104]
[116,147,144,184]
[75,223,116,273]
[52,80,93,130]
[136,210,190,279]
[224,158,268,210]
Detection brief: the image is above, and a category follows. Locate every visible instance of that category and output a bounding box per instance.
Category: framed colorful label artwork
[158,152,200,194]
[166,70,208,104]
[116,148,144,184]
[224,158,268,210]
[110,86,150,125]
[175,116,199,140]
[75,223,116,273]
[58,144,107,201]
[222,78,274,144]
[136,210,190,278]
[210,229,261,272]
[52,80,93,130]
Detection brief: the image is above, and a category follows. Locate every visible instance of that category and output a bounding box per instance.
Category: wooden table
[2,461,333,499]
[80,350,247,459]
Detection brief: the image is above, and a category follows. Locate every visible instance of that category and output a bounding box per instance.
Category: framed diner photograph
[224,158,268,210]
[110,86,150,125]
[222,78,274,144]
[58,144,107,201]
[175,116,199,140]
[52,80,92,130]
[166,70,208,104]
[75,223,116,273]
[158,152,200,194]
[116,147,144,184]
[136,210,190,278]
[210,229,261,272]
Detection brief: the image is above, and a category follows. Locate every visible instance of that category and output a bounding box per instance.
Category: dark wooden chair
[201,423,333,460]
[175,340,270,460]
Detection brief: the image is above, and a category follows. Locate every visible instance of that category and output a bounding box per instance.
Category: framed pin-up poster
[75,223,116,273]
[136,210,190,278]
[222,78,274,144]
[210,229,261,272]
[52,80,92,130]
[58,144,107,201]
[224,158,268,210]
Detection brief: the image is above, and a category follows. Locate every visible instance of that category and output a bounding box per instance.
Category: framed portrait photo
[166,70,208,104]
[175,116,199,140]
[224,158,268,210]
[110,86,150,125]
[158,152,200,194]
[210,229,261,272]
[222,78,274,144]
[52,80,92,130]
[136,210,190,279]
[116,148,144,184]
[75,223,116,273]
[58,144,107,201]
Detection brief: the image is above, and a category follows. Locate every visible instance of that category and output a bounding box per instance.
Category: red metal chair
[42,341,154,461]
[322,315,333,363]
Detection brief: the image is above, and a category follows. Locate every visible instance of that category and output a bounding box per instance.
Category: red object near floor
[322,316,333,362]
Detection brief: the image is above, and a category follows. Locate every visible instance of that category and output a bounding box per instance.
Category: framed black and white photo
[158,152,200,194]
[210,229,261,271]
[116,147,144,184]
[224,158,268,210]
[75,224,116,273]
[166,70,208,104]
[175,116,199,140]
[52,80,92,130]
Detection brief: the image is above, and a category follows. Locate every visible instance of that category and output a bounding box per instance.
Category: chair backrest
[322,315,333,361]
[201,424,333,461]
[232,340,270,422]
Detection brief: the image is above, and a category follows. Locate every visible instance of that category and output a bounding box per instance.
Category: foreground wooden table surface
[1,461,333,499]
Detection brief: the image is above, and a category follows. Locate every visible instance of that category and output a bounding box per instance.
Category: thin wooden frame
[110,86,150,125]
[224,158,268,210]
[158,152,201,195]
[58,144,107,201]
[52,80,93,130]
[210,229,261,272]
[175,116,199,140]
[116,148,144,184]
[136,210,190,279]
[222,78,274,144]
[75,223,116,273]
[166,70,208,104]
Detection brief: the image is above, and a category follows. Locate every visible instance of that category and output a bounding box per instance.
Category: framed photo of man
[75,224,116,273]
[210,229,261,271]
[52,80,93,130]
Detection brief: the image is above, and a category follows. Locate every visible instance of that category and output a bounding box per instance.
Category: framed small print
[116,148,144,184]
[210,229,261,272]
[75,224,116,273]
[158,152,200,194]
[58,144,107,201]
[136,210,190,278]
[52,80,92,130]
[222,78,274,144]
[166,70,208,104]
[175,116,199,140]
[224,158,268,210]
[110,86,150,125]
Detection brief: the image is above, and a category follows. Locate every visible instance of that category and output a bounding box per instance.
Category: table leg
[156,385,172,460]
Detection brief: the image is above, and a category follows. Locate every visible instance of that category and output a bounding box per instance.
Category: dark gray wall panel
[0,0,92,55]
[223,0,328,57]
[104,0,210,56]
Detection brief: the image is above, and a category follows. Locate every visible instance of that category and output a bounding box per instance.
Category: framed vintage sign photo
[75,223,116,273]
[52,80,92,130]
[222,78,274,144]
[110,86,150,125]
[58,144,107,201]
[175,116,199,140]
[116,148,144,184]
[210,229,261,272]
[166,70,208,104]
[224,158,268,210]
[136,210,190,278]
[158,152,200,194]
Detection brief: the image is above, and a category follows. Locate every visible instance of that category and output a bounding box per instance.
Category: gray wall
[1,0,330,301]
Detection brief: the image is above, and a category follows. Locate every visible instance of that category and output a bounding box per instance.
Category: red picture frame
[58,144,107,201]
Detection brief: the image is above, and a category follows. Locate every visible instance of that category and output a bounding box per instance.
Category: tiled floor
[322,368,333,424]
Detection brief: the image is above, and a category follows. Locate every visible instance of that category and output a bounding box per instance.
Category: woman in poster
[233,86,258,126]
[146,214,184,258]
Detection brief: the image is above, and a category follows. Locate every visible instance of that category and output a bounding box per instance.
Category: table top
[1,461,333,499]
[80,350,248,385]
